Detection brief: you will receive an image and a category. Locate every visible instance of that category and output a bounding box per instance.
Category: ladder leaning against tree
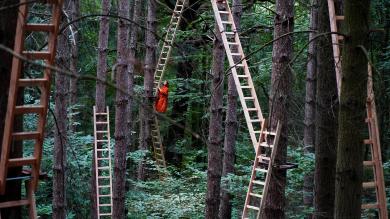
[93,106,113,218]
[210,0,281,218]
[327,0,388,218]
[151,0,187,169]
[0,0,63,218]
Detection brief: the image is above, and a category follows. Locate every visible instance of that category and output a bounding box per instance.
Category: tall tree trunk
[127,0,141,152]
[263,0,294,218]
[219,0,241,218]
[0,1,22,218]
[113,0,130,218]
[313,1,338,218]
[335,0,370,217]
[53,20,70,219]
[93,0,111,217]
[69,0,79,107]
[205,25,224,219]
[138,0,157,180]
[303,0,318,216]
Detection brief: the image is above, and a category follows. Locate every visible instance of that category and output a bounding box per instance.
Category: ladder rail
[211,0,263,150]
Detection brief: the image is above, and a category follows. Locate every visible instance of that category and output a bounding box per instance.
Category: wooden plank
[0,199,30,208]
[8,157,36,167]
[12,131,41,140]
[362,181,376,189]
[23,51,51,60]
[361,203,379,209]
[25,23,55,32]
[14,105,45,114]
[18,78,48,87]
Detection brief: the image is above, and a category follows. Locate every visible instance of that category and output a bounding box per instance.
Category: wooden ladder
[0,0,63,217]
[151,0,186,168]
[328,1,388,218]
[211,0,264,151]
[242,121,281,219]
[153,0,186,91]
[93,106,113,218]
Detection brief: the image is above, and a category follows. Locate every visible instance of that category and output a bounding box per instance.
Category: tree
[313,1,338,218]
[205,24,225,219]
[53,12,70,219]
[219,0,241,218]
[0,1,22,218]
[303,0,318,215]
[69,0,80,109]
[263,0,294,218]
[138,0,157,180]
[113,0,130,217]
[335,0,370,217]
[93,0,111,217]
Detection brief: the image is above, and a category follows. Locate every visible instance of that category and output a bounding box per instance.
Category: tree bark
[205,25,224,219]
[303,0,318,216]
[69,0,79,108]
[313,1,339,218]
[53,19,70,219]
[219,0,241,218]
[113,0,130,217]
[263,0,294,218]
[138,0,157,181]
[0,1,22,218]
[335,0,370,218]
[92,0,111,217]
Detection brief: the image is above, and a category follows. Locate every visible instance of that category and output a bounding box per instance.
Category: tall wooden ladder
[242,121,281,219]
[0,0,63,217]
[211,0,264,151]
[93,106,113,218]
[328,1,388,218]
[151,0,186,168]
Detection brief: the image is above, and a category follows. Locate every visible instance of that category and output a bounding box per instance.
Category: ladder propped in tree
[328,1,388,218]
[93,106,113,218]
[0,0,63,217]
[211,0,264,151]
[151,0,186,168]
[242,121,281,219]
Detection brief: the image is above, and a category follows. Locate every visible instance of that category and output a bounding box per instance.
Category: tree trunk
[113,0,130,217]
[335,0,370,217]
[219,0,241,218]
[313,1,339,218]
[69,0,79,107]
[92,0,111,217]
[303,0,318,216]
[263,0,294,218]
[0,1,22,218]
[205,25,224,219]
[53,20,70,219]
[138,0,157,181]
[127,0,141,152]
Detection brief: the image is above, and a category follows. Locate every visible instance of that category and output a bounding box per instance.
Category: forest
[0,0,389,218]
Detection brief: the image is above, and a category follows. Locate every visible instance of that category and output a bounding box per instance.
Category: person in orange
[155,80,169,113]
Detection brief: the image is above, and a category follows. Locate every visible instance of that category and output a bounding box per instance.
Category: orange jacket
[155,85,169,113]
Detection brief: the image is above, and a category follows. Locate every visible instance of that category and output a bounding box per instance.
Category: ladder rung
[222,21,233,24]
[98,194,111,197]
[228,42,239,45]
[362,181,376,189]
[255,168,267,173]
[336,16,344,20]
[240,86,251,89]
[364,139,372,145]
[258,155,270,161]
[95,113,107,115]
[8,157,36,167]
[99,204,112,207]
[18,78,48,87]
[237,75,248,78]
[249,193,263,198]
[246,205,260,211]
[98,185,111,188]
[243,96,254,100]
[231,53,241,56]
[225,31,235,35]
[96,140,109,142]
[247,108,257,111]
[0,199,30,208]
[98,166,110,169]
[23,51,51,60]
[99,213,112,216]
[98,176,110,179]
[337,35,344,41]
[361,203,379,209]
[12,131,41,140]
[250,119,261,123]
[96,149,109,152]
[15,105,45,114]
[25,23,55,32]
[363,161,374,166]
[96,131,108,133]
[252,180,265,186]
[259,142,273,148]
[235,63,244,67]
[219,11,229,14]
[97,157,110,160]
[96,122,108,124]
